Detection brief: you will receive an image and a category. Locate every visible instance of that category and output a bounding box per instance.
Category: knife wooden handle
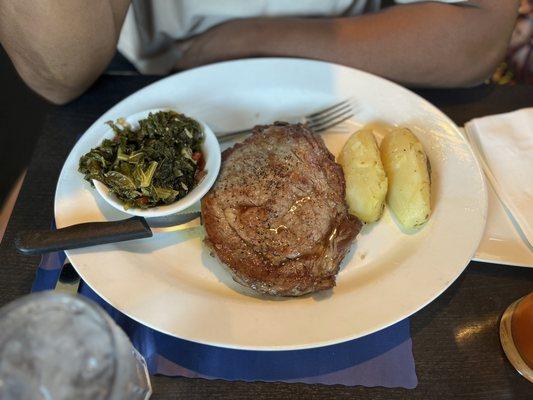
[15,217,153,255]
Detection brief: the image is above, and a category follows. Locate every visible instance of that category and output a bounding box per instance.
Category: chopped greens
[79,110,204,209]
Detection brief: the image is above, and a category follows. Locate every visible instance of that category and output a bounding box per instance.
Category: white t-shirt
[117,0,466,74]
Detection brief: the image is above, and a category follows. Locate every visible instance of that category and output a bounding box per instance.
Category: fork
[215,99,355,143]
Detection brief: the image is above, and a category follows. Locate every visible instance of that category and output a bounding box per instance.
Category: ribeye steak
[201,122,361,296]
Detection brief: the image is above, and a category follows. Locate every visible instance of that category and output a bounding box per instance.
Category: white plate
[55,58,487,350]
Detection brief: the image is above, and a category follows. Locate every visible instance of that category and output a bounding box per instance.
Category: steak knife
[15,212,201,255]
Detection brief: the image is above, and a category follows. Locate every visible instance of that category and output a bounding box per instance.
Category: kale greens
[79,110,204,209]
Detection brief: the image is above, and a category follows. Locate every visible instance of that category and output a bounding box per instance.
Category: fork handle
[215,122,293,143]
[215,128,252,143]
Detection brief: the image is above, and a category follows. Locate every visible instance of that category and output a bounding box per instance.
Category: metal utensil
[215,99,356,143]
[15,212,201,255]
[54,259,81,294]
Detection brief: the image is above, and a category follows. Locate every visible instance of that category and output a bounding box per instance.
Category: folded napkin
[465,108,533,246]
[32,250,417,388]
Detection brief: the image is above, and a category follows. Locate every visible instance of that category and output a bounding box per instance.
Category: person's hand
[174,38,206,71]
[173,37,199,70]
[174,20,252,70]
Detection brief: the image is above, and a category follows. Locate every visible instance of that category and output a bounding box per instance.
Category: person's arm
[176,1,519,87]
[0,0,130,104]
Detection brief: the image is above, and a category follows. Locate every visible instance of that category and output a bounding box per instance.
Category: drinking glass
[500,292,533,383]
[0,292,152,400]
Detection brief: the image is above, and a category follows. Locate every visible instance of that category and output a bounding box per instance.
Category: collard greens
[79,110,204,209]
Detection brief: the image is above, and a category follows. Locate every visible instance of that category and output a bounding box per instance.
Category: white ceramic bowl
[93,108,220,218]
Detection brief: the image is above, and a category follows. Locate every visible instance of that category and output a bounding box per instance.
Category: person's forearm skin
[177,1,519,88]
[0,0,130,104]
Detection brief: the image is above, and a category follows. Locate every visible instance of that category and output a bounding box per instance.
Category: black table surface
[1,76,532,399]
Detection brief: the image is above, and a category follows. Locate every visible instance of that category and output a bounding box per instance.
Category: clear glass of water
[0,292,152,400]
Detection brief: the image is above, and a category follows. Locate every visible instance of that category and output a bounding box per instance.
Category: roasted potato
[380,128,431,229]
[338,129,388,223]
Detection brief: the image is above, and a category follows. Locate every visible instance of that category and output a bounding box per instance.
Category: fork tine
[310,112,354,133]
[306,99,351,119]
[308,107,353,131]
[306,102,352,125]
[215,98,355,142]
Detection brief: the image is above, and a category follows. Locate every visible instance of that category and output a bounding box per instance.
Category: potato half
[380,128,431,229]
[338,129,388,223]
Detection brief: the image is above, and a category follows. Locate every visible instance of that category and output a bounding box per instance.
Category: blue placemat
[32,250,417,388]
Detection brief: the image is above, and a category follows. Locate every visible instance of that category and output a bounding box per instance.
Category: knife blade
[54,259,81,295]
[15,211,201,255]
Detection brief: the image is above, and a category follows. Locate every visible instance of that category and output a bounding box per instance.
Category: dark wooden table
[1,77,532,399]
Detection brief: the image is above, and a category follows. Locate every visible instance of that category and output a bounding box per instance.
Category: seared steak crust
[202,122,361,296]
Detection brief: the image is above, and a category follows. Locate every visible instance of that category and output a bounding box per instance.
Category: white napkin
[464,108,533,247]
